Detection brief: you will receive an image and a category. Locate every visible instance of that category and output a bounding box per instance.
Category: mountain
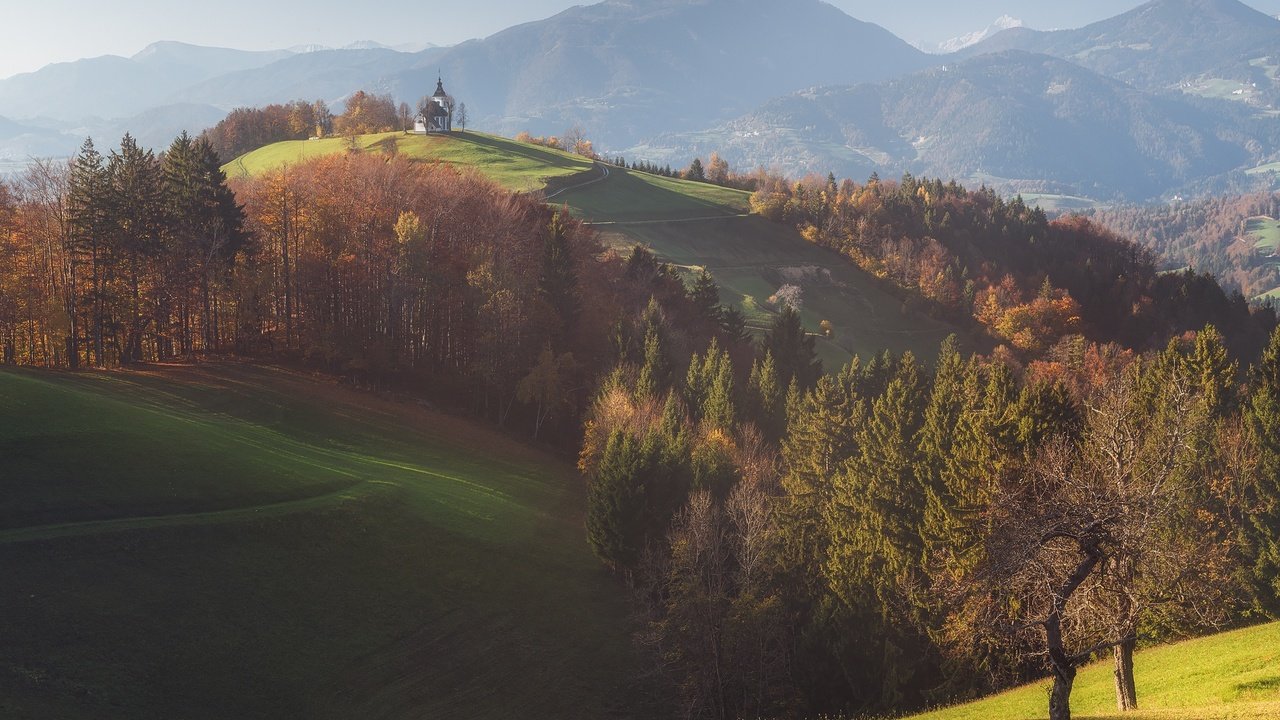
[0,42,293,120]
[936,15,1023,54]
[0,115,73,162]
[962,0,1280,107]
[171,48,430,110]
[377,0,937,145]
[633,51,1270,201]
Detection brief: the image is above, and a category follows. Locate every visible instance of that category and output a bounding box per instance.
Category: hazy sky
[3,0,1280,80]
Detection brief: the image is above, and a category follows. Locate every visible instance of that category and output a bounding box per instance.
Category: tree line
[749,172,1275,360]
[580,261,1280,718]
[0,134,747,442]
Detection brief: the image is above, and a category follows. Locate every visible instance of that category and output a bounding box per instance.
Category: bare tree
[950,361,1231,720]
[398,102,411,133]
[456,102,468,132]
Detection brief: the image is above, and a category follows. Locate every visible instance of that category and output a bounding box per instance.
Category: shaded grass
[558,167,961,366]
[561,167,750,222]
[223,131,594,192]
[0,364,652,719]
[903,623,1280,720]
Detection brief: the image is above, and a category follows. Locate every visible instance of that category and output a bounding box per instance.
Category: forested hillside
[3,128,1280,720]
[1087,192,1280,299]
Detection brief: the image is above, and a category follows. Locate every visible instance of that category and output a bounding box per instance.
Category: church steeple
[433,76,447,98]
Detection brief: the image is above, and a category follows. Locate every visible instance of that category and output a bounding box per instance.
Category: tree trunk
[1113,637,1138,711]
[1050,664,1076,720]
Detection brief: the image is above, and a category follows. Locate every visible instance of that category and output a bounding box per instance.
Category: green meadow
[223,130,595,192]
[556,166,961,366]
[0,365,652,719]
[902,622,1280,720]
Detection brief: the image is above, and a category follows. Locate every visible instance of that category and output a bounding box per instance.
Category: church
[413,77,453,134]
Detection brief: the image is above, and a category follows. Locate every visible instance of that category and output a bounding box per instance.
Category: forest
[748,172,1276,359]
[1,132,1279,720]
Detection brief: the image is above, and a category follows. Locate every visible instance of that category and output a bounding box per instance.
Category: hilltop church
[413,77,453,134]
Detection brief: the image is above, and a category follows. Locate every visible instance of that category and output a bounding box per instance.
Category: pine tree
[635,326,672,400]
[587,429,652,572]
[67,138,108,366]
[689,268,721,329]
[106,133,165,364]
[539,208,580,349]
[1243,326,1280,615]
[747,350,785,441]
[686,157,706,182]
[762,305,821,390]
[686,338,735,428]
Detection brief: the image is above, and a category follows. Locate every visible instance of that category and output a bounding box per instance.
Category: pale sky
[2,0,1279,80]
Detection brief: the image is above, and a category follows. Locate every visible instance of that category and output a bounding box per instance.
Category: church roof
[433,77,448,98]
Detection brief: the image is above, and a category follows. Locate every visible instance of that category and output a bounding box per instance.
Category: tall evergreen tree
[763,305,821,390]
[1243,326,1280,615]
[540,208,580,348]
[106,133,165,364]
[67,138,108,366]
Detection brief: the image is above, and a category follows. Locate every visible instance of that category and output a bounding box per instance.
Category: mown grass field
[1248,216,1280,253]
[557,167,961,366]
[0,365,652,719]
[901,622,1280,720]
[223,131,595,192]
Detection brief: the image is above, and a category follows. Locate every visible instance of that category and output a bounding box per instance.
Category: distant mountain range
[0,0,1277,201]
[631,51,1269,201]
[960,0,1280,107]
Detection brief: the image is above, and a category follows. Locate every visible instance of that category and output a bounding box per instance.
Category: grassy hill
[901,622,1280,720]
[226,131,964,366]
[0,364,652,719]
[555,166,961,367]
[223,130,595,192]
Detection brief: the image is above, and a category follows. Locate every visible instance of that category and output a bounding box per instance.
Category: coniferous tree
[67,138,108,366]
[686,158,705,182]
[106,133,165,364]
[1243,326,1280,615]
[747,350,785,441]
[763,305,821,390]
[690,268,722,329]
[587,429,653,573]
[540,208,580,349]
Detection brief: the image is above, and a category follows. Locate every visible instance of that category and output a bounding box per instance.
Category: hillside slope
[555,167,961,366]
[904,622,1280,720]
[0,364,652,719]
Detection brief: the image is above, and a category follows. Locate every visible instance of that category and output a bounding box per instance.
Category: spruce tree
[539,208,580,348]
[67,138,108,366]
[1243,326,1280,615]
[689,268,721,329]
[587,429,652,572]
[763,305,821,390]
[747,350,784,441]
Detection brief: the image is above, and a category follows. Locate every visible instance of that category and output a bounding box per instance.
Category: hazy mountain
[171,48,430,110]
[963,0,1280,106]
[0,42,293,120]
[376,0,935,145]
[635,51,1270,201]
[936,15,1023,54]
[0,115,73,161]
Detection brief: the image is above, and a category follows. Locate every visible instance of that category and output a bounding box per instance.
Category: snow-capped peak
[936,15,1024,54]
